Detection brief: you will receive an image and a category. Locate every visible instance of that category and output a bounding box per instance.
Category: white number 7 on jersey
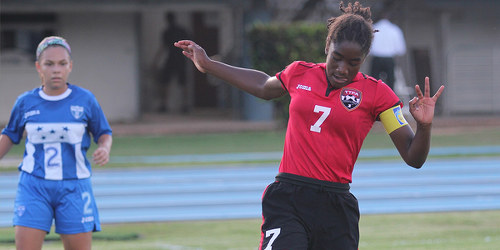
[310,105,331,133]
[263,228,281,250]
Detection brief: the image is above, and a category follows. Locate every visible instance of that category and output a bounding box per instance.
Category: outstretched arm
[389,77,445,168]
[174,40,286,100]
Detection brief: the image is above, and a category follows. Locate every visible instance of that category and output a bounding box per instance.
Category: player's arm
[93,134,112,166]
[0,134,14,160]
[387,118,428,169]
[174,40,286,100]
[383,77,444,169]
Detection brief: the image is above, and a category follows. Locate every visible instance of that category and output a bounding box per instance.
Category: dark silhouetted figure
[154,13,189,113]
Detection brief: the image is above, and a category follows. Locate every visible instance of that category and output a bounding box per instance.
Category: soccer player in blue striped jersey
[0,36,112,250]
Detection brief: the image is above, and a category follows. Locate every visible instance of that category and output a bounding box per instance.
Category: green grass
[359,211,500,250]
[1,126,499,248]
[0,211,498,249]
[2,126,499,170]
[5,126,500,158]
[363,126,500,149]
[107,126,500,156]
[3,130,287,158]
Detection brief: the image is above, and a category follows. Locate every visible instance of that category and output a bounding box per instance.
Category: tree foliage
[247,22,327,124]
[248,22,327,74]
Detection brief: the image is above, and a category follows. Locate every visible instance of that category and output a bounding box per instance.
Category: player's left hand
[93,147,110,166]
[409,77,445,126]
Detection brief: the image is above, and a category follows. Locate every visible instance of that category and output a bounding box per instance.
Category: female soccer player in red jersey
[175,1,444,249]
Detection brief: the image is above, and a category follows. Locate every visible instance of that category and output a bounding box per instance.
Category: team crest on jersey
[16,205,25,217]
[70,105,84,119]
[340,88,362,110]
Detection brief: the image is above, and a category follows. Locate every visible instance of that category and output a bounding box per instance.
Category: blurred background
[1,0,500,125]
[1,2,500,248]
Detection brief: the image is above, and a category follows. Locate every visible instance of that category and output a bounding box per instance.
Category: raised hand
[409,77,445,125]
[174,40,210,73]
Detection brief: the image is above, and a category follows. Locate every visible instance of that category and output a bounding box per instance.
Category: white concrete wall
[396,0,500,115]
[0,64,40,124]
[59,12,139,122]
[445,10,500,114]
[0,12,139,125]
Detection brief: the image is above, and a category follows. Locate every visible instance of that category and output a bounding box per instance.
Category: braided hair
[325,1,376,56]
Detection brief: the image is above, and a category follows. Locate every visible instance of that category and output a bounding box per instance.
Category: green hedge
[248,22,327,73]
[247,22,328,124]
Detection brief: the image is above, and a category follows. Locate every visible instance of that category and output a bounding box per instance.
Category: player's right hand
[174,40,210,73]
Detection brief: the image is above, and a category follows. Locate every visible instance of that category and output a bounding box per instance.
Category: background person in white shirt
[370,11,407,90]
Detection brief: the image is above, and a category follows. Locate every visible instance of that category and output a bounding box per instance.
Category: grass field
[0,211,499,249]
[3,125,500,168]
[0,125,499,249]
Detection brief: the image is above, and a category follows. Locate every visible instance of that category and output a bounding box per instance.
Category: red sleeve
[373,80,402,119]
[275,61,303,92]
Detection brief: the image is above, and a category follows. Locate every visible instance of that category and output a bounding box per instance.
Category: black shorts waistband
[275,172,350,193]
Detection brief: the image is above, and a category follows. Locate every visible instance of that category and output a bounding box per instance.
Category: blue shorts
[13,171,101,234]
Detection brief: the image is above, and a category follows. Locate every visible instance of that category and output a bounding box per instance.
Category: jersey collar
[324,69,363,96]
[39,84,73,101]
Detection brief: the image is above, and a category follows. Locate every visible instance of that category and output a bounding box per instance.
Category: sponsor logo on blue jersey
[81,216,95,223]
[24,110,40,119]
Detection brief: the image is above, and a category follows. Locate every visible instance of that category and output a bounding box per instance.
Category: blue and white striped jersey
[1,84,112,180]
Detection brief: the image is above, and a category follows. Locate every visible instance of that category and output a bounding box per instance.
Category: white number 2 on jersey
[310,105,331,133]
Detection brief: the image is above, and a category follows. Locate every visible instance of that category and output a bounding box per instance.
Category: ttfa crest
[340,88,362,110]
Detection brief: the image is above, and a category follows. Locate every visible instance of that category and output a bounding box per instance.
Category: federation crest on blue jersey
[16,205,26,217]
[340,88,362,110]
[70,105,84,119]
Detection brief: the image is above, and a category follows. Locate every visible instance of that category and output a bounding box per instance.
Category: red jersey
[276,61,400,183]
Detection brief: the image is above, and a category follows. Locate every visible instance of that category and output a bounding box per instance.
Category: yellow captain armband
[379,105,408,134]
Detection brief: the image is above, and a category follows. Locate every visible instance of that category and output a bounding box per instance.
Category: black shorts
[259,173,359,250]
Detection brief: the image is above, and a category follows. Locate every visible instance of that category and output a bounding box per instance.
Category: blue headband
[36,36,71,60]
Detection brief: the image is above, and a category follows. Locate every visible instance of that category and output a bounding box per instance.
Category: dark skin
[175,39,444,168]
